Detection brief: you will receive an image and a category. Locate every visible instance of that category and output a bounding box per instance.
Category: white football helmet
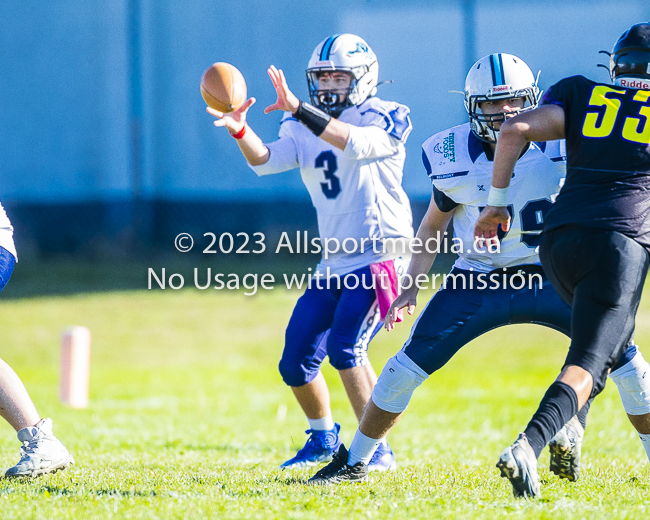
[306,34,378,116]
[464,53,540,142]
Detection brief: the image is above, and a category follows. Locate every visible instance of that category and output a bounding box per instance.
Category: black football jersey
[541,75,650,247]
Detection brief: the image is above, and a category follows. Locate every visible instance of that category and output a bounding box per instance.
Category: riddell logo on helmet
[619,78,650,89]
[491,85,511,93]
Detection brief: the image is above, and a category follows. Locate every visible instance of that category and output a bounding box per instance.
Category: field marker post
[60,326,91,408]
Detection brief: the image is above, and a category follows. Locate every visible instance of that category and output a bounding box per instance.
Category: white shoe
[5,418,74,478]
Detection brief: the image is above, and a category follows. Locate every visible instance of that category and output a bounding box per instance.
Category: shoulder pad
[354,97,413,141]
[422,124,477,182]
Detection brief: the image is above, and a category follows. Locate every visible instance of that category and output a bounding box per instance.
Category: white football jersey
[250,97,414,276]
[422,123,566,273]
[0,202,16,261]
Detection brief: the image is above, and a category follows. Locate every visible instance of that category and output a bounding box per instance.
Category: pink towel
[369,259,403,323]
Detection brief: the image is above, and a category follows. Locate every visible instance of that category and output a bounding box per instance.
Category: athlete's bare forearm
[493,105,565,189]
[233,125,270,166]
[406,199,454,288]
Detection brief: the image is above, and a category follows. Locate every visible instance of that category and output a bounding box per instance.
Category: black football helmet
[609,23,650,82]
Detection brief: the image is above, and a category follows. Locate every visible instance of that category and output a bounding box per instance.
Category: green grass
[0,281,649,518]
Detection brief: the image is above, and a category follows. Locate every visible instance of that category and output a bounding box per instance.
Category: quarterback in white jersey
[208,34,412,471]
[252,95,413,276]
[308,53,650,488]
[0,202,73,478]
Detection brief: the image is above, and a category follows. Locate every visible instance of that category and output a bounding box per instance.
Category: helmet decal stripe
[320,34,341,60]
[490,54,506,86]
[489,55,497,86]
[497,53,506,84]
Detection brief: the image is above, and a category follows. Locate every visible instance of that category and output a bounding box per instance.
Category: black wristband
[293,101,331,136]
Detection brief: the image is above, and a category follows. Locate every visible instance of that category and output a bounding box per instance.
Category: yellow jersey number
[582,86,650,145]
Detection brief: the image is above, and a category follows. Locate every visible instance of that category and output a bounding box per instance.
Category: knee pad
[371,351,428,413]
[609,349,650,415]
[278,356,320,387]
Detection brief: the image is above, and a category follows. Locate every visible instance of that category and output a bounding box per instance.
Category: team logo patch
[348,42,369,55]
[442,133,456,162]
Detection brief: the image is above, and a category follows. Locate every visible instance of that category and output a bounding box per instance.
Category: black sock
[523,381,579,458]
[576,397,592,430]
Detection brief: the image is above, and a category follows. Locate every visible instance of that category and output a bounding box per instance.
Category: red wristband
[229,124,247,139]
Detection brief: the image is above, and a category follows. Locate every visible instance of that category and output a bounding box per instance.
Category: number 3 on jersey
[315,151,341,199]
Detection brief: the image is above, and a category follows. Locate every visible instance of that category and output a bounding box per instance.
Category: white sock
[348,428,384,466]
[639,433,650,462]
[308,414,335,431]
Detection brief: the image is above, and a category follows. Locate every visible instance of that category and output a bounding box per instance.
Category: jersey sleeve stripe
[422,148,432,176]
[430,171,470,179]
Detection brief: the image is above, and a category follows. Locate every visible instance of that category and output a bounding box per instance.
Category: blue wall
[1,0,649,209]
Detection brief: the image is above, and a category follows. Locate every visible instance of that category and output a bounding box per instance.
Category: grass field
[0,271,649,519]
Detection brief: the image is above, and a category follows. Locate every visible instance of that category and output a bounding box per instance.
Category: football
[200,62,247,113]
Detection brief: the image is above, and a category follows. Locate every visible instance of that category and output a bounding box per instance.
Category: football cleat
[549,415,584,481]
[367,441,396,472]
[496,433,541,499]
[5,418,74,478]
[307,444,368,485]
[280,423,341,469]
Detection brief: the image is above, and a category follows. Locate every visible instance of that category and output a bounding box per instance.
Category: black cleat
[496,433,541,499]
[549,415,584,481]
[307,444,368,485]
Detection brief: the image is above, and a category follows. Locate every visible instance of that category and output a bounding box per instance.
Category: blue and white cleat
[368,441,396,472]
[281,423,342,469]
[496,433,541,499]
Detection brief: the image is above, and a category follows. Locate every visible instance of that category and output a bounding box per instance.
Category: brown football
[200,62,247,113]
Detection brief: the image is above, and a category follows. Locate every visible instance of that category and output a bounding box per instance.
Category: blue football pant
[279,265,382,387]
[402,268,635,376]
